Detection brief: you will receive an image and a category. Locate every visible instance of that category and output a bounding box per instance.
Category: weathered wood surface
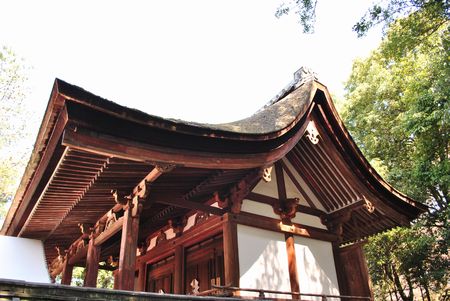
[0,279,244,301]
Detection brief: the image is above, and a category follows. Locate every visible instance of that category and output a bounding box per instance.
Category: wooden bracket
[168,216,188,237]
[111,189,131,206]
[222,168,263,213]
[273,198,299,223]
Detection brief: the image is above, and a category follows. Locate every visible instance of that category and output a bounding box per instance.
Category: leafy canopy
[0,47,31,222]
[343,11,449,300]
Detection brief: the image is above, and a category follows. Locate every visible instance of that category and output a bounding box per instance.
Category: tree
[343,14,449,300]
[276,0,449,56]
[0,47,31,223]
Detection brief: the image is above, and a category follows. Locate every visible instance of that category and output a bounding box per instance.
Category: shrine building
[0,69,426,300]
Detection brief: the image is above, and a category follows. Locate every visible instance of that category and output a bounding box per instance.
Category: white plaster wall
[291,212,327,230]
[294,236,340,301]
[0,235,50,283]
[241,199,279,219]
[237,225,291,298]
[252,170,278,198]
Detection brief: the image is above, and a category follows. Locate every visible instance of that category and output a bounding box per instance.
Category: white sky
[1,0,381,125]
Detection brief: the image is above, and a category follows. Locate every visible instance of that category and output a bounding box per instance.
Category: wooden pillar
[84,237,101,287]
[173,245,184,294]
[113,269,119,289]
[285,233,300,295]
[61,257,74,285]
[117,198,141,291]
[136,260,146,292]
[222,213,239,288]
[335,242,373,300]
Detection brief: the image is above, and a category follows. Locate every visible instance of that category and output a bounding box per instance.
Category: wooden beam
[235,212,338,242]
[156,198,225,216]
[223,213,240,288]
[279,159,318,209]
[275,162,287,200]
[285,233,300,295]
[94,217,123,246]
[84,237,101,287]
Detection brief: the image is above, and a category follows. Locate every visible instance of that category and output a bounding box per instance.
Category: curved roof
[1,72,426,242]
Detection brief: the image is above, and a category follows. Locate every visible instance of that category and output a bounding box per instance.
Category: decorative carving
[138,241,147,256]
[131,195,144,218]
[105,209,117,231]
[223,169,261,213]
[156,229,167,245]
[107,255,119,268]
[168,216,187,237]
[49,247,65,279]
[273,198,299,223]
[195,211,210,224]
[364,199,375,213]
[135,180,151,199]
[111,189,131,205]
[306,120,319,144]
[190,279,200,295]
[78,223,92,245]
[155,163,176,173]
[262,166,273,182]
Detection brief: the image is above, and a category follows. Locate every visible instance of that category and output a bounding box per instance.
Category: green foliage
[69,266,114,289]
[344,12,449,300]
[275,0,318,33]
[0,47,31,223]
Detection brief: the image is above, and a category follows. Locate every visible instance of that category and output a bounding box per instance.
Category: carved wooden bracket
[168,216,187,237]
[111,189,131,205]
[273,198,299,223]
[321,211,352,242]
[195,211,210,225]
[138,241,148,256]
[220,169,263,213]
[131,196,144,218]
[156,229,167,246]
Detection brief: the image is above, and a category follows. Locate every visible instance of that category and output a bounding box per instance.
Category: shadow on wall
[296,237,340,301]
[238,225,291,298]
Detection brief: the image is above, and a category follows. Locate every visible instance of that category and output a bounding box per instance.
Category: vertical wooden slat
[222,213,239,289]
[285,233,300,296]
[117,203,140,291]
[84,237,100,287]
[173,245,184,294]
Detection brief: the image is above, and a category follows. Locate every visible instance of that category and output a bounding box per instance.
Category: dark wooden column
[84,236,101,287]
[61,257,74,285]
[285,233,300,295]
[136,260,146,292]
[117,197,141,291]
[173,245,185,294]
[335,242,373,299]
[223,213,239,288]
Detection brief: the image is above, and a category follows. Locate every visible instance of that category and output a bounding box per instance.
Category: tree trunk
[392,265,412,301]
